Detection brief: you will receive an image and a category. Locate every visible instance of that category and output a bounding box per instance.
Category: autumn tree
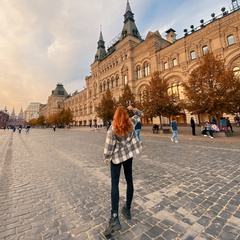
[36,115,46,127]
[28,118,38,126]
[46,114,59,126]
[95,88,116,123]
[143,71,181,129]
[182,53,240,122]
[118,84,135,108]
[58,108,74,126]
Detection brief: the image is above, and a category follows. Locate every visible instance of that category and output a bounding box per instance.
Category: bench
[213,130,233,137]
[161,128,171,134]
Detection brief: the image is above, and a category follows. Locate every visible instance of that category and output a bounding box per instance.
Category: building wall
[24,102,41,122]
[0,111,9,129]
[43,6,240,126]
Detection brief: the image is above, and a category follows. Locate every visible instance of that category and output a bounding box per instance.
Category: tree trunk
[159,115,163,130]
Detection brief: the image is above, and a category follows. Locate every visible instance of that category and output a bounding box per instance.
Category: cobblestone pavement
[0,126,239,240]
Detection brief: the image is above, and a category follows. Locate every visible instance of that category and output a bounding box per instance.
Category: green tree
[95,88,116,123]
[143,71,181,129]
[182,53,240,122]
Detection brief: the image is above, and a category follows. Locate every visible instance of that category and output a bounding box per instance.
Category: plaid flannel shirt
[103,109,142,164]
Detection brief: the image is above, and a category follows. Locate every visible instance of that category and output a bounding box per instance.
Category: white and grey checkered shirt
[103,109,143,164]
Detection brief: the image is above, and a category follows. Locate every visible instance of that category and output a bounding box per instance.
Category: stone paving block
[0,229,16,239]
[71,224,91,236]
[162,229,178,239]
[180,228,198,240]
[145,225,164,238]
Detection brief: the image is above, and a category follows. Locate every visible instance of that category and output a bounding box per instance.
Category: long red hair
[112,106,133,137]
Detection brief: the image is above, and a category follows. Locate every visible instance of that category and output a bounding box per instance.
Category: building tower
[95,29,107,61]
[121,0,142,40]
[10,107,16,121]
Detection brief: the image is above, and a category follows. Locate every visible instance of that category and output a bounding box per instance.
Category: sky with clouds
[0,0,231,114]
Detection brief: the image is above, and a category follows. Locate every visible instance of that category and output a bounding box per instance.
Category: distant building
[24,102,41,122]
[0,108,9,129]
[7,107,26,127]
[40,83,69,118]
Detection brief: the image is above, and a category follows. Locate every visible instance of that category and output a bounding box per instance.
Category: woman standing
[190,117,196,136]
[103,105,142,238]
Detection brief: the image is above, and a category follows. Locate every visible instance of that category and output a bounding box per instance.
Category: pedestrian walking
[190,117,196,136]
[226,117,234,132]
[26,125,31,133]
[103,105,142,239]
[170,118,178,143]
[234,114,239,127]
[135,121,142,142]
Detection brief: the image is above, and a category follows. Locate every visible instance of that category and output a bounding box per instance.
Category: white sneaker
[171,138,173,142]
[210,136,213,138]
[175,141,179,143]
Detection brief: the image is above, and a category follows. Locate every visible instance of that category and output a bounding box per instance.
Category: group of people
[190,116,235,139]
[170,115,237,142]
[10,125,31,133]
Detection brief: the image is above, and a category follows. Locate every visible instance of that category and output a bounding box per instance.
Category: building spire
[95,27,107,61]
[121,0,142,40]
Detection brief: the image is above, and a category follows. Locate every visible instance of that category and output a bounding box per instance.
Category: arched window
[116,75,119,87]
[164,62,168,70]
[143,62,150,76]
[173,58,178,67]
[103,82,106,91]
[124,75,128,85]
[202,45,208,55]
[136,65,141,79]
[100,83,102,93]
[190,51,196,60]
[94,84,97,97]
[89,103,93,114]
[111,77,114,88]
[227,35,235,46]
[233,66,240,76]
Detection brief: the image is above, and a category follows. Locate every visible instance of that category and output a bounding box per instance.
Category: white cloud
[0,0,232,114]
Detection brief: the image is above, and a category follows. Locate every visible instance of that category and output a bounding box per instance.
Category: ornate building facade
[41,1,240,126]
[24,102,42,122]
[40,83,69,119]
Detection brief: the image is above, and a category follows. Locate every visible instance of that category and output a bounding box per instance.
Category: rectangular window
[227,35,235,46]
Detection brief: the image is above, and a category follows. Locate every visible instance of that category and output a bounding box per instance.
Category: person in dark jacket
[190,117,196,136]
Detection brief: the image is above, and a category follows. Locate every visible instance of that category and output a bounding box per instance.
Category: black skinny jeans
[110,158,134,215]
